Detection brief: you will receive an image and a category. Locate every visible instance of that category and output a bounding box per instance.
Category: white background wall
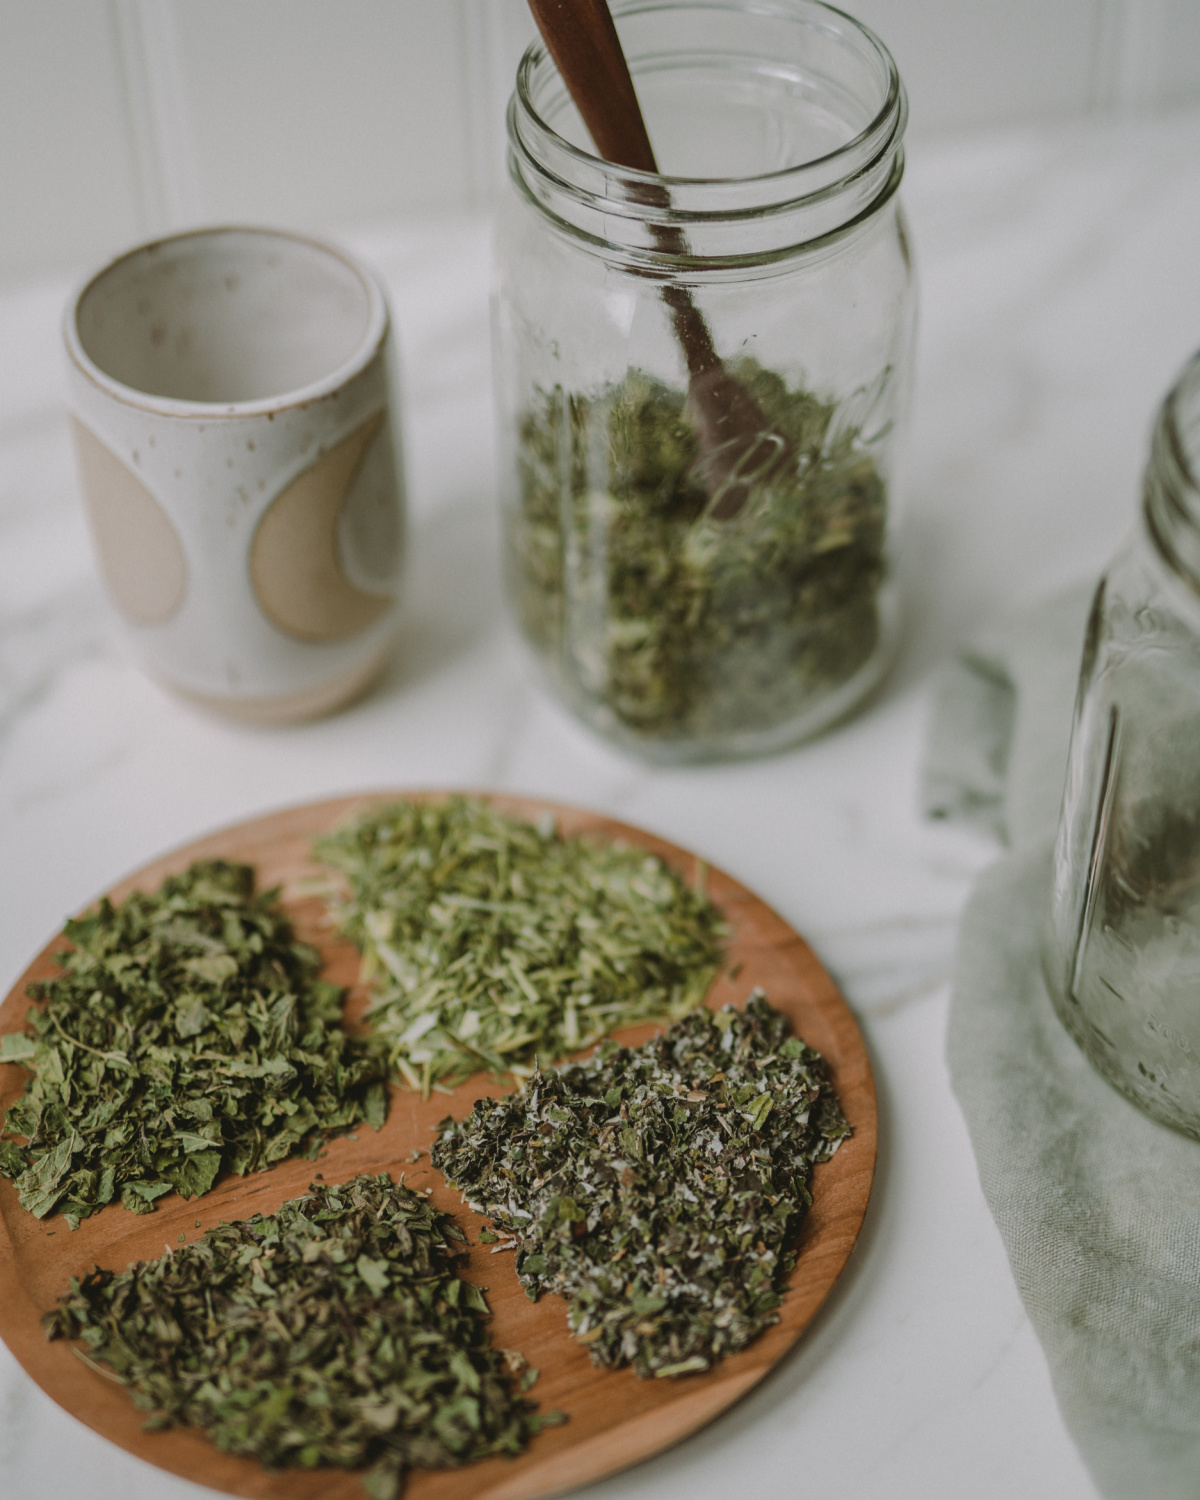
[2,0,1199,287]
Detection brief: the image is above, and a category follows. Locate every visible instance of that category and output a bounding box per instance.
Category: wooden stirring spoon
[526,0,794,520]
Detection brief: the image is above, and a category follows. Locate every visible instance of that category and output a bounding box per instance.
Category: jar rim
[512,0,905,219]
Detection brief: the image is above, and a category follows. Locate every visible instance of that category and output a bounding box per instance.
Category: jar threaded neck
[1144,352,1200,591]
[509,0,906,269]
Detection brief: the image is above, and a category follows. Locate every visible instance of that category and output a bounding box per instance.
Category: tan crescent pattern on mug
[70,417,188,626]
[250,411,392,643]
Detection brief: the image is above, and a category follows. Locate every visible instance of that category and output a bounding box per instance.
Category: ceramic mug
[64,225,406,723]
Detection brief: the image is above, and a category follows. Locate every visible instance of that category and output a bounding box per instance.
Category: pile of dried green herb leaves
[432,991,850,1379]
[316,797,725,1094]
[0,861,387,1227]
[511,359,888,746]
[46,1173,559,1499]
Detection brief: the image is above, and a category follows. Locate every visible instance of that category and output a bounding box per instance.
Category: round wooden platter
[0,792,876,1500]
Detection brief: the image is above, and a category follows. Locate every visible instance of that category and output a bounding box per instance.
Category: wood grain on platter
[0,792,876,1500]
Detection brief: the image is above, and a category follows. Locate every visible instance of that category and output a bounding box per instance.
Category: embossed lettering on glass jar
[494,0,916,762]
[1045,353,1200,1137]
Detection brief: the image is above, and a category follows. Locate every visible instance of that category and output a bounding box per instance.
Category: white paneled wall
[1,0,1197,285]
[0,5,146,281]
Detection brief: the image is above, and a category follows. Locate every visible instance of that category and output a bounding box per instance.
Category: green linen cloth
[925,582,1200,1500]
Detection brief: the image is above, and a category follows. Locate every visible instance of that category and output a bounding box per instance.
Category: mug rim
[63,224,390,421]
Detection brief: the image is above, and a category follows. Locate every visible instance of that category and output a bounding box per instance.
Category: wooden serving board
[0,792,876,1500]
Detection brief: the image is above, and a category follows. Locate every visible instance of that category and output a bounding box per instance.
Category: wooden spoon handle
[526,0,724,383]
[526,0,658,173]
[525,0,787,526]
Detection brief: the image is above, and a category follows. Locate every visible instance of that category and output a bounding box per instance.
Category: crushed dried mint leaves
[431,991,850,1379]
[315,796,725,1094]
[0,861,388,1227]
[510,359,888,746]
[44,1173,562,1499]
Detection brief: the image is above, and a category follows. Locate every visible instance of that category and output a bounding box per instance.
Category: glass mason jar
[1045,352,1200,1137]
[493,0,915,761]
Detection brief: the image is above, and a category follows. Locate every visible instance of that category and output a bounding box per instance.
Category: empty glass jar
[493,0,916,761]
[1045,352,1200,1137]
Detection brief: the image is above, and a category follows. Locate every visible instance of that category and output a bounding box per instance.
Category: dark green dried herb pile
[0,861,387,1228]
[432,992,850,1379]
[316,797,725,1094]
[45,1174,560,1499]
[511,359,888,744]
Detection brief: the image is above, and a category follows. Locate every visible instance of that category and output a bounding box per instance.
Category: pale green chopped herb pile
[511,359,888,746]
[432,991,850,1379]
[45,1173,561,1499]
[0,861,387,1228]
[315,797,726,1094]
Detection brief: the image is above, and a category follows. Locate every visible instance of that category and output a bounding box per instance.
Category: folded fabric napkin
[924,583,1200,1500]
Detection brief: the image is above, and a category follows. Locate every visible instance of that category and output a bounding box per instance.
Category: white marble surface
[4,107,1200,1500]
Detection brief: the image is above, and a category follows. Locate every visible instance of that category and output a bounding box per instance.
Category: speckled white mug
[64,226,406,723]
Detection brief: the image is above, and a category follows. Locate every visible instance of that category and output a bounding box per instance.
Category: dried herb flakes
[45,1174,559,1498]
[511,359,888,747]
[432,992,850,1379]
[0,861,387,1228]
[316,797,725,1093]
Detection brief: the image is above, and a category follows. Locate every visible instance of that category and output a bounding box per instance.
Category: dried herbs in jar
[496,1,914,760]
[509,360,888,756]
